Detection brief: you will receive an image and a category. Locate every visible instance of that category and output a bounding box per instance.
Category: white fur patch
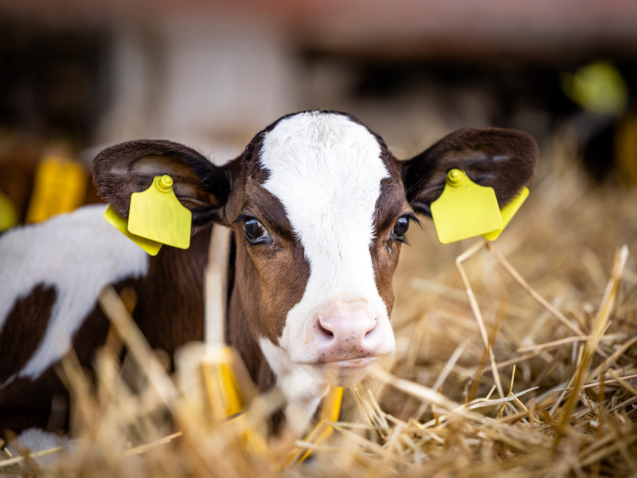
[259,111,395,366]
[0,205,149,386]
[260,337,327,434]
[9,428,75,466]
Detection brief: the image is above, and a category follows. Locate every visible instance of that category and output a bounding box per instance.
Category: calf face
[94,110,537,392]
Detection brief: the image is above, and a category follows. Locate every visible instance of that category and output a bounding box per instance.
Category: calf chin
[259,336,387,434]
[316,358,386,387]
[260,333,393,394]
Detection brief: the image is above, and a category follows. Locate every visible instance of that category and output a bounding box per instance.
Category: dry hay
[1,132,636,477]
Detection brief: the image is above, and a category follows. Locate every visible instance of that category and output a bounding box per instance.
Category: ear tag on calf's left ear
[128,175,192,249]
[431,169,503,244]
[104,205,163,256]
[482,186,529,241]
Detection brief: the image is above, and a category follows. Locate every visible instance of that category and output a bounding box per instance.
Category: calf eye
[243,218,272,245]
[391,216,410,242]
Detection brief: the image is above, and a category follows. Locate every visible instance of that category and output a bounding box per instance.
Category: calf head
[93,110,537,392]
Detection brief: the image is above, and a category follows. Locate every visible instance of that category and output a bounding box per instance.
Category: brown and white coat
[0,110,538,438]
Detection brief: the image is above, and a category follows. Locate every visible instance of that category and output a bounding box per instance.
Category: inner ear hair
[93,139,232,222]
[403,127,538,215]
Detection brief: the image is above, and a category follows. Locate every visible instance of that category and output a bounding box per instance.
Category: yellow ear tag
[104,205,163,256]
[482,187,529,241]
[127,175,191,249]
[431,169,503,244]
[26,155,87,223]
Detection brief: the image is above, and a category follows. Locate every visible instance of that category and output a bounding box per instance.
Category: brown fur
[370,177,412,317]
[0,229,215,435]
[0,292,111,434]
[0,285,56,385]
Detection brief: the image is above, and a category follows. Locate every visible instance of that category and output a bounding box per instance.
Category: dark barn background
[2,0,637,224]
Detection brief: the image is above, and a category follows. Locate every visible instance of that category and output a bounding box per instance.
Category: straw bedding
[1,132,636,477]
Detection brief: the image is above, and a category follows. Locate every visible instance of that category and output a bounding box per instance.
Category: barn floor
[2,130,637,477]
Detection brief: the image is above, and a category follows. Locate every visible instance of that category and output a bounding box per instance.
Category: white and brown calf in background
[0,110,538,438]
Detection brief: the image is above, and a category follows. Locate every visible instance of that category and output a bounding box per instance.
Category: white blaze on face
[259,112,396,373]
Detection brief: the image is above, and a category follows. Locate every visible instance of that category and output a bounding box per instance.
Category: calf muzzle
[313,311,382,364]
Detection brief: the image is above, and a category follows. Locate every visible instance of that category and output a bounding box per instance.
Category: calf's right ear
[93,140,232,227]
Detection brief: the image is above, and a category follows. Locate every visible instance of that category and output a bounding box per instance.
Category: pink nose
[314,312,381,362]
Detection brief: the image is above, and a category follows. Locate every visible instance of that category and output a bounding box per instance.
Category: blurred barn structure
[1,0,637,226]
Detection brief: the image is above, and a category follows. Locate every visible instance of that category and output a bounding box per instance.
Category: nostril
[317,320,334,338]
[364,318,378,337]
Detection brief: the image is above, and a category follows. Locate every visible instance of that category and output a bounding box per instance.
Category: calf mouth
[311,356,386,387]
[298,351,389,367]
[319,356,379,367]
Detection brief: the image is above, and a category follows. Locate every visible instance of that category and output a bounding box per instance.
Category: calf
[0,110,537,437]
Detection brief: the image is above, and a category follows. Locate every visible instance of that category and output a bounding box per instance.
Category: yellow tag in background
[103,205,163,256]
[289,386,344,467]
[561,61,628,116]
[201,347,246,421]
[229,413,271,459]
[26,155,87,223]
[0,190,18,232]
[320,386,344,423]
[431,169,503,244]
[482,187,529,241]
[128,175,192,249]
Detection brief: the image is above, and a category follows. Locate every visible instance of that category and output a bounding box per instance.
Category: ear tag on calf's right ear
[482,187,529,241]
[104,205,163,256]
[431,169,503,244]
[128,175,192,249]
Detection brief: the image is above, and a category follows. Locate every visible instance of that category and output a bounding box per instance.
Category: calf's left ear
[402,127,539,216]
[93,139,232,228]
